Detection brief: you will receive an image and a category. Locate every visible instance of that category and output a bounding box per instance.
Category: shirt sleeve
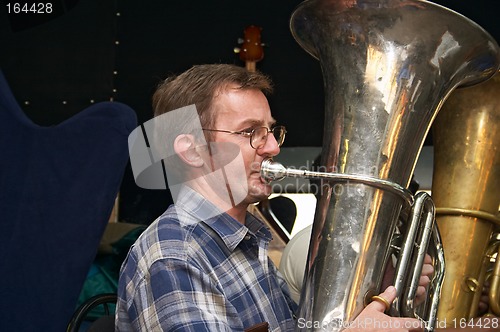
[272,261,299,315]
[120,257,241,332]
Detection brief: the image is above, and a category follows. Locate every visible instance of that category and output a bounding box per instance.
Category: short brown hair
[153,64,273,130]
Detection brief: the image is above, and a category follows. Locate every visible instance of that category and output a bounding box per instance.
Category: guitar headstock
[234,25,264,72]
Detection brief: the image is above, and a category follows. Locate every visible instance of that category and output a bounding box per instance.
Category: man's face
[210,85,281,205]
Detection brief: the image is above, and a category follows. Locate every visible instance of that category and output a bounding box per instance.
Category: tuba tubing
[391,192,437,318]
[489,240,500,316]
[260,158,413,205]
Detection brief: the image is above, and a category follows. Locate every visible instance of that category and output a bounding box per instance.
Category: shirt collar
[175,186,272,251]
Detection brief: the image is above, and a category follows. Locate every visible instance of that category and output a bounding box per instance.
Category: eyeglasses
[202,125,286,149]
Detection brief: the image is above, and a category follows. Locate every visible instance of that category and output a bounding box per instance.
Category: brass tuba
[264,0,500,331]
[433,71,500,325]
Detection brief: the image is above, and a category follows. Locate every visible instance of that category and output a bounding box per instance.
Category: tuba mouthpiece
[260,158,287,183]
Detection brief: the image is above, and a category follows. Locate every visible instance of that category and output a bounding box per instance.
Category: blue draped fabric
[0,70,137,331]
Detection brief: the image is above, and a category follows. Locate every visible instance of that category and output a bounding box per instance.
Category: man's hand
[382,253,434,306]
[478,281,491,316]
[415,254,434,305]
[345,286,424,332]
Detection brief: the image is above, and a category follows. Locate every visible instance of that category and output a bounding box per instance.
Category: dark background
[1,0,498,224]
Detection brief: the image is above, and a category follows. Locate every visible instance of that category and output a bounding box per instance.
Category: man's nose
[258,133,280,156]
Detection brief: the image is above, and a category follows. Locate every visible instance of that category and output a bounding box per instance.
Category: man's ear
[173,134,204,167]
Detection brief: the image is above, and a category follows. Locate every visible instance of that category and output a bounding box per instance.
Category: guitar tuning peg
[234,47,241,54]
[237,37,244,44]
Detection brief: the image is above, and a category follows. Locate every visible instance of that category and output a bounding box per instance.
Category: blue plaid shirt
[116,187,297,331]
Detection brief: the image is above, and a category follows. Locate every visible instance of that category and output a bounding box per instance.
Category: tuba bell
[265,0,500,331]
[433,71,500,325]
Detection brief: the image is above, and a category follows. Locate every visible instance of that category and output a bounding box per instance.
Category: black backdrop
[1,0,498,224]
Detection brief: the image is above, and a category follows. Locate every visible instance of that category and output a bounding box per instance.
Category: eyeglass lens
[251,127,285,149]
